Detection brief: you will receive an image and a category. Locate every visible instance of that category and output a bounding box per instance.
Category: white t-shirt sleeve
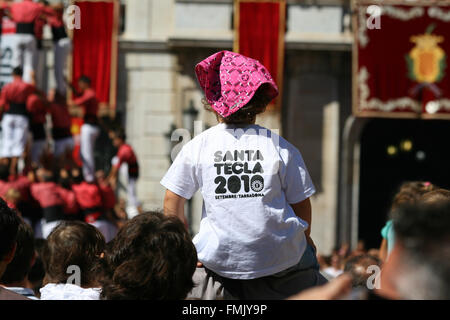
[281,147,316,204]
[160,144,200,200]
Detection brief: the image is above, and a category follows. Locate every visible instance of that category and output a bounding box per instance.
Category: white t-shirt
[160,123,315,280]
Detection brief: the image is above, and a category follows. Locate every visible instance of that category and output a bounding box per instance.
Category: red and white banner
[71,0,119,112]
[234,0,286,108]
[354,0,450,119]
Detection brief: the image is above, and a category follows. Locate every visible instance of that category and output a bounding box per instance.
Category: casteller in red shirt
[0,76,36,115]
[73,88,99,125]
[114,144,139,179]
[10,0,45,24]
[72,181,104,223]
[31,181,78,221]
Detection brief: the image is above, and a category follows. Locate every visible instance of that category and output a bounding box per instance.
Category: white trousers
[80,123,100,182]
[11,34,37,84]
[112,156,140,219]
[54,136,74,157]
[54,38,72,95]
[1,114,29,158]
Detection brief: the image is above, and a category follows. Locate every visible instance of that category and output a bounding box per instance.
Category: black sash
[52,127,72,140]
[31,123,46,140]
[7,103,28,116]
[42,205,65,223]
[51,26,67,42]
[128,162,139,179]
[16,22,35,35]
[83,114,99,125]
[82,206,103,216]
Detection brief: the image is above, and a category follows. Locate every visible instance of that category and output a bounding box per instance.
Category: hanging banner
[71,0,119,113]
[234,0,286,109]
[353,0,450,119]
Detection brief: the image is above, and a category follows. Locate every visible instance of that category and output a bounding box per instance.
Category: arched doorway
[358,118,450,249]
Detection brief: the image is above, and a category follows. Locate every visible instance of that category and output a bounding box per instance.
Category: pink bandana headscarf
[195,50,279,118]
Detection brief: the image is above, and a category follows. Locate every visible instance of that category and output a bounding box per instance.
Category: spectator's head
[78,75,91,91]
[391,181,436,211]
[0,198,20,278]
[344,254,381,288]
[41,221,106,287]
[420,189,450,205]
[109,127,126,148]
[12,67,23,78]
[203,83,273,125]
[101,212,197,300]
[0,219,35,286]
[380,201,450,299]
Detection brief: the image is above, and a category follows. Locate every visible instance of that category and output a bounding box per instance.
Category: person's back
[10,0,44,23]
[165,123,313,277]
[161,51,326,299]
[39,221,105,300]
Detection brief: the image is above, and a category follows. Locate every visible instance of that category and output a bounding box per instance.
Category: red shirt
[31,182,77,213]
[10,0,45,24]
[46,6,64,28]
[114,144,138,169]
[99,182,116,210]
[50,101,71,129]
[7,175,31,202]
[72,182,103,210]
[1,78,35,106]
[27,94,47,124]
[73,88,99,119]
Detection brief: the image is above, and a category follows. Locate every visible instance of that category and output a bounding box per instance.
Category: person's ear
[4,242,17,264]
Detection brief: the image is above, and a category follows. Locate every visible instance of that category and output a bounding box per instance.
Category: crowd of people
[0,0,141,245]
[0,6,449,301]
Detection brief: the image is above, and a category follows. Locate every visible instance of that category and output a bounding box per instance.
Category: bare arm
[291,197,316,250]
[291,197,312,237]
[163,189,188,230]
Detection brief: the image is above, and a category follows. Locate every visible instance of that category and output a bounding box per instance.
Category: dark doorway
[358,118,450,249]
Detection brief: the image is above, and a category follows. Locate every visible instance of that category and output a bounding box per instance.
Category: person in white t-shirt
[161,51,327,300]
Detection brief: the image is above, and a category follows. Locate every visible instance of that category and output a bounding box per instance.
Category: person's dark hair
[101,212,197,300]
[203,84,273,125]
[78,75,91,85]
[0,198,20,262]
[112,127,126,141]
[41,221,106,287]
[392,201,450,299]
[420,189,450,205]
[0,219,35,284]
[28,239,46,292]
[344,254,381,288]
[12,67,23,77]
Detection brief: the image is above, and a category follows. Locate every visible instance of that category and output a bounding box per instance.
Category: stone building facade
[40,0,354,254]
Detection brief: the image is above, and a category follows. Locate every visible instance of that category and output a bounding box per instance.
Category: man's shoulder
[0,287,30,300]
